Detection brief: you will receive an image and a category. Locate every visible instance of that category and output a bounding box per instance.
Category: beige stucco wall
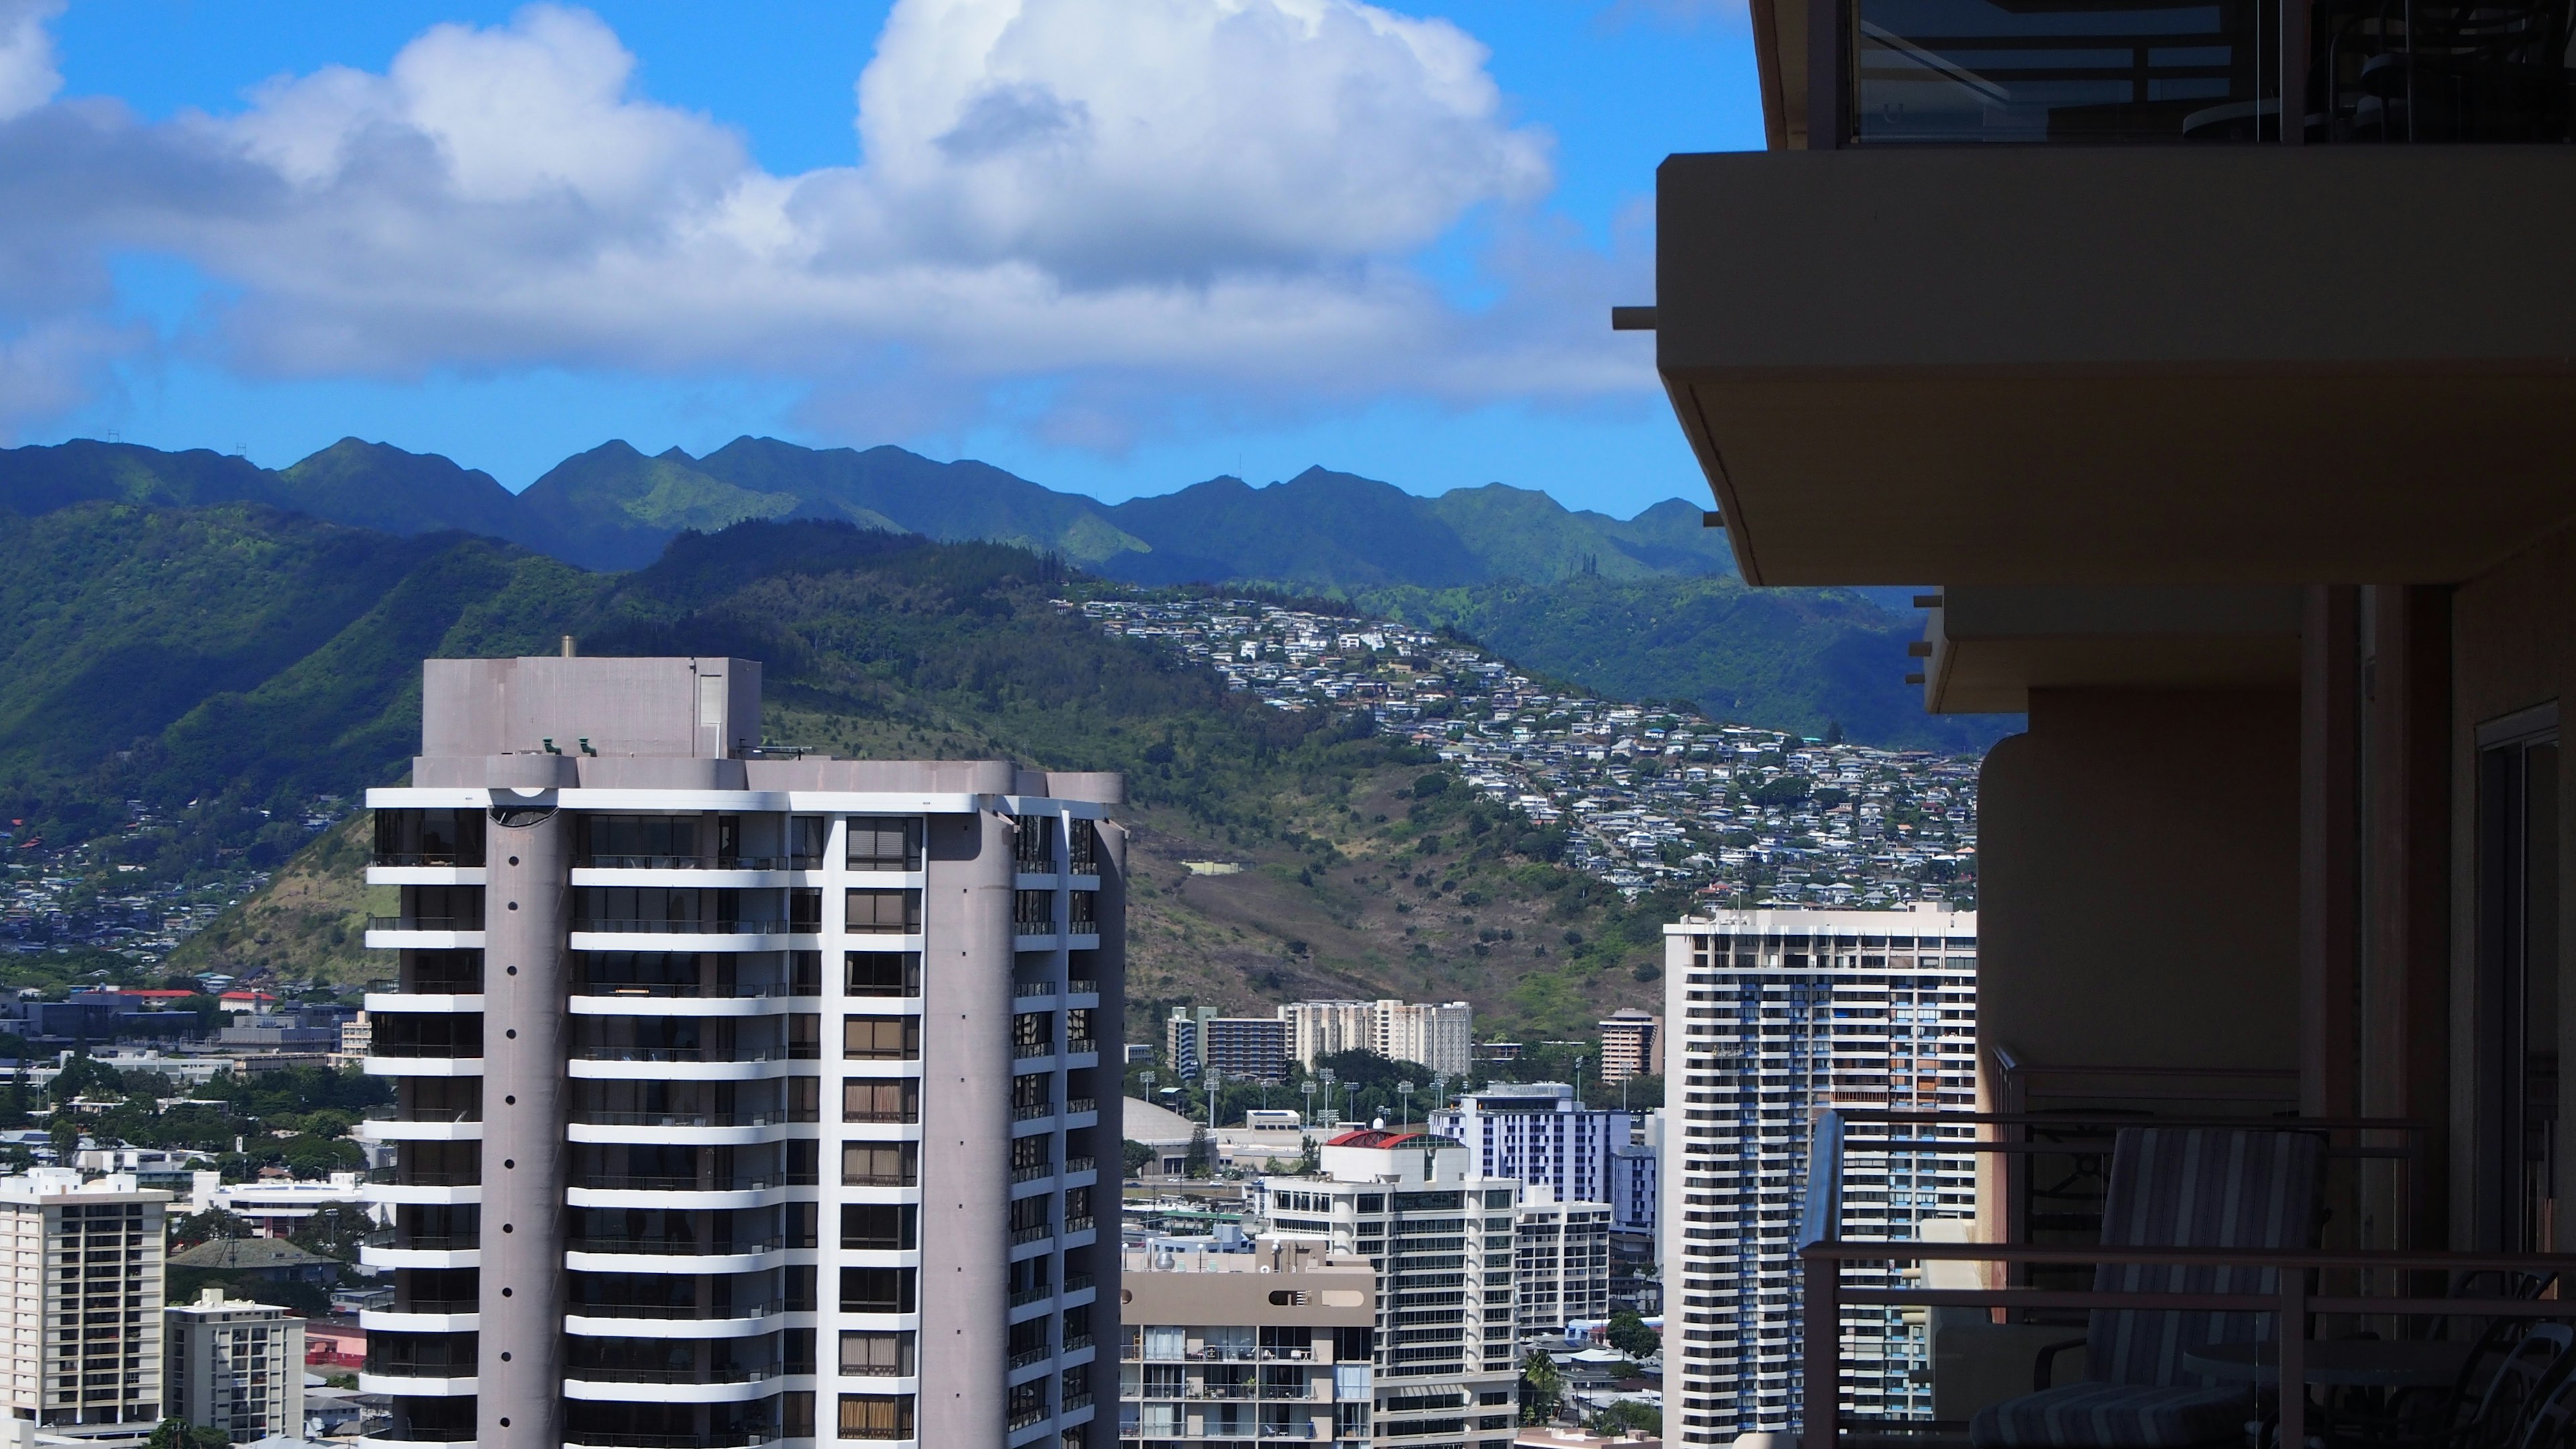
[1977,687,2301,1079]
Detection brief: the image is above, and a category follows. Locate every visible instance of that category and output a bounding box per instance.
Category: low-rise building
[164,1287,304,1443]
[1513,1185,1613,1338]
[1117,1239,1375,1444]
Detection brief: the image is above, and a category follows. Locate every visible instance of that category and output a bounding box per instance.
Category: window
[845,952,921,998]
[839,1332,915,1377]
[1066,1008,1096,1055]
[791,951,822,996]
[843,1016,920,1061]
[839,1267,917,1314]
[1067,818,1099,875]
[842,1144,918,1187]
[846,818,922,872]
[582,815,698,867]
[843,1080,919,1124]
[789,889,822,932]
[789,816,826,869]
[1014,816,1055,871]
[1069,892,1098,932]
[2479,704,2562,1252]
[845,890,921,935]
[1011,1136,1053,1173]
[841,1205,916,1250]
[1013,890,1055,933]
[1013,1012,1055,1059]
[838,1393,914,1440]
[789,1014,821,1059]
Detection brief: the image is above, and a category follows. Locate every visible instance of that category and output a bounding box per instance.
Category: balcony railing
[573,1110,789,1128]
[572,1046,790,1064]
[385,1298,478,1316]
[1008,1345,1053,1369]
[564,1366,776,1385]
[579,855,796,871]
[362,1229,477,1251]
[573,1235,785,1256]
[559,1432,772,1449]
[365,1167,480,1187]
[1065,1097,1097,1116]
[368,916,481,932]
[566,1298,786,1321]
[1064,1216,1095,1236]
[1067,979,1099,996]
[572,1174,811,1192]
[1064,1156,1095,1176]
[1012,1101,1054,1122]
[577,981,804,999]
[572,918,788,935]
[1008,1283,1057,1309]
[372,853,482,868]
[1010,1222,1055,1246]
[368,1042,484,1059]
[1013,980,1056,999]
[1010,1161,1055,1183]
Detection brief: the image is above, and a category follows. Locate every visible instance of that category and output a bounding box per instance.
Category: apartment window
[846,818,923,872]
[374,808,485,867]
[1013,1012,1055,1060]
[845,890,921,935]
[841,1205,917,1250]
[839,1268,917,1314]
[582,814,698,867]
[400,884,482,931]
[839,1331,916,1377]
[1067,1008,1096,1055]
[789,816,826,869]
[843,1080,919,1124]
[1014,816,1055,871]
[789,889,822,932]
[842,1143,918,1187]
[788,1076,820,1123]
[1067,818,1099,875]
[1011,1136,1053,1175]
[788,1014,821,1059]
[843,1016,920,1061]
[1069,891,1098,932]
[1013,890,1057,933]
[792,951,822,996]
[845,951,921,998]
[837,1393,914,1441]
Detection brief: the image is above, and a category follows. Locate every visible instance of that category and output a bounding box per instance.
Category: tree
[1591,1401,1663,1435]
[1519,1350,1565,1425]
[1120,1140,1154,1178]
[1606,1309,1660,1360]
[1183,1126,1212,1179]
[148,1419,229,1449]
[45,1115,78,1167]
[168,1208,250,1249]
[292,1205,373,1262]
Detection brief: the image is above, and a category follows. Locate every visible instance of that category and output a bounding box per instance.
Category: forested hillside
[0,506,1680,1034]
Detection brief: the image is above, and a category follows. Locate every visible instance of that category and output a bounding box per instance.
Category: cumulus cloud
[0,0,60,121]
[0,0,1654,445]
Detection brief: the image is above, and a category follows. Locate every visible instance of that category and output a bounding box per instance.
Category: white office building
[357,653,1124,1449]
[1661,905,1978,1445]
[165,1287,304,1443]
[1428,1082,1630,1210]
[1252,1130,1522,1448]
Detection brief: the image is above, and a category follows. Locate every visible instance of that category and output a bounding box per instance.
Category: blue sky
[3,0,1763,513]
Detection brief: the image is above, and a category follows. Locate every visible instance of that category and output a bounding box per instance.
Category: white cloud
[0,0,1654,447]
[0,0,61,121]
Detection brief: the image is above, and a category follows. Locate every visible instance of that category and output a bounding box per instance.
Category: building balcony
[356,1118,483,1143]
[365,922,486,951]
[1652,146,2576,589]
[364,991,486,1014]
[566,1055,809,1083]
[568,921,798,953]
[358,1373,477,1397]
[565,1243,794,1275]
[567,1119,801,1148]
[562,1302,790,1339]
[561,1432,775,1449]
[360,1240,480,1271]
[360,1306,479,1333]
[366,865,486,888]
[570,864,800,889]
[562,1372,782,1404]
[364,1055,484,1080]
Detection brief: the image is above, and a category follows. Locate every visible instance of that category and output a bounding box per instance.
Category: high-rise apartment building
[1509,1186,1611,1338]
[165,1287,303,1443]
[1597,1010,1661,1083]
[1279,1001,1472,1077]
[1429,1083,1630,1210]
[1163,1009,1289,1083]
[1116,1239,1375,1446]
[1607,1114,1660,1260]
[1660,906,1976,1444]
[0,1169,170,1431]
[357,654,1124,1449]
[1253,1130,1521,1448]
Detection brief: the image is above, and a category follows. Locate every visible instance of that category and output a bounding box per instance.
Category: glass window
[838,1331,915,1377]
[843,1080,919,1124]
[837,1393,914,1440]
[1854,0,2257,144]
[843,1016,920,1061]
[846,818,923,872]
[1143,1326,1185,1362]
[844,952,921,998]
[841,1143,918,1187]
[845,890,921,935]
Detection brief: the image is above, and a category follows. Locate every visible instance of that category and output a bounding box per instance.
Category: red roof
[1324,1129,1447,1150]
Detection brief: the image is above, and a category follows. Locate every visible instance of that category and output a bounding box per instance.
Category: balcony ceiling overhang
[1656,147,2576,587]
[1920,586,2301,714]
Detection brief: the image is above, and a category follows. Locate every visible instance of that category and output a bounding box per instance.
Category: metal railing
[572,1046,788,1064]
[1010,1222,1055,1246]
[578,855,797,871]
[367,916,481,932]
[1008,1345,1053,1369]
[383,1299,478,1316]
[1064,1156,1095,1176]
[572,919,788,935]
[572,1236,785,1257]
[573,1110,787,1128]
[371,853,482,868]
[572,1175,808,1192]
[368,1042,483,1059]
[362,1230,476,1252]
[576,981,800,999]
[566,1298,786,1322]
[1067,979,1099,996]
[1010,1161,1055,1183]
[1013,981,1057,999]
[1065,1097,1097,1116]
[564,1366,775,1385]
[1013,1101,1055,1122]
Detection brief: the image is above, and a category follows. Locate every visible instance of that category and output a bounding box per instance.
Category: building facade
[357,654,1125,1449]
[1429,1083,1631,1210]
[1607,1116,1660,1257]
[1163,1010,1289,1084]
[1253,1131,1522,1449]
[1116,1240,1375,1446]
[0,1169,171,1430]
[1659,906,1976,1443]
[1597,1011,1661,1083]
[1509,1187,1612,1338]
[165,1287,305,1443]
[1279,1002,1472,1077]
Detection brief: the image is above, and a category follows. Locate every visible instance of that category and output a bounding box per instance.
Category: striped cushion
[1970,1381,2252,1449]
[2090,1130,2325,1386]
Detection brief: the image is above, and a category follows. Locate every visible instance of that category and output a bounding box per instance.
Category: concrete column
[918,808,1012,1446]
[478,802,572,1449]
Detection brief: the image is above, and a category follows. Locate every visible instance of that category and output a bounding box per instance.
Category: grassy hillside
[89,515,1678,1033]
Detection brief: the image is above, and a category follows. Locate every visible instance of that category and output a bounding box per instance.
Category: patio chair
[2511,1353,2576,1449]
[1969,1127,2327,1449]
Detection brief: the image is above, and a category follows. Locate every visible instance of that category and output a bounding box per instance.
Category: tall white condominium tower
[1253,1130,1523,1449]
[1660,906,1978,1446]
[358,654,1125,1449]
[0,1169,172,1432]
[1278,1001,1472,1076]
[165,1287,305,1442]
